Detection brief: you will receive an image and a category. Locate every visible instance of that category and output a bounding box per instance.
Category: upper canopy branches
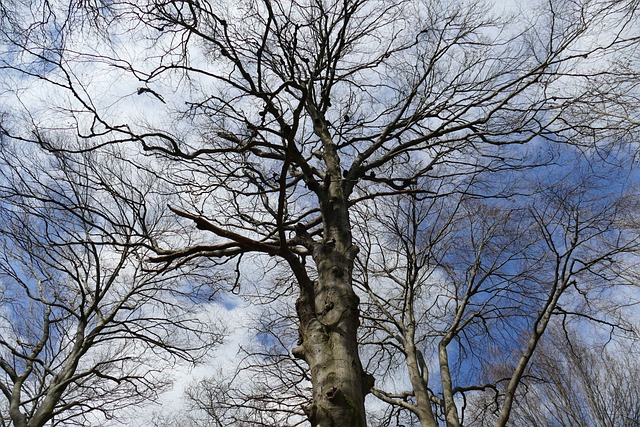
[0,0,638,262]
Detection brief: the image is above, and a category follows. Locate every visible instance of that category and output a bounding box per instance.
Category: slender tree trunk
[494,284,564,427]
[404,342,438,427]
[9,380,28,427]
[439,343,461,427]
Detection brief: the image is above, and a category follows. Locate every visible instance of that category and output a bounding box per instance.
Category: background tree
[1,0,639,426]
[508,328,640,427]
[0,141,222,427]
[354,143,640,426]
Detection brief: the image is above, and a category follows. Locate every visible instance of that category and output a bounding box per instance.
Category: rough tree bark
[290,111,373,426]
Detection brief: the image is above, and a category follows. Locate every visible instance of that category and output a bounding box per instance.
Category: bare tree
[1,0,640,425]
[353,142,640,426]
[503,325,640,427]
[0,141,222,427]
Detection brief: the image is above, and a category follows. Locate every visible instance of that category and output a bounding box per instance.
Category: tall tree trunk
[291,112,373,426]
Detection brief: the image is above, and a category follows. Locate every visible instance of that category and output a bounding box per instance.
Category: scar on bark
[318,301,334,316]
[325,386,339,401]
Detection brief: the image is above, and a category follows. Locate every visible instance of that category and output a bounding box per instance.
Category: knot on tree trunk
[363,372,375,395]
[292,345,306,360]
[318,301,334,316]
[325,386,339,401]
[347,244,359,261]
